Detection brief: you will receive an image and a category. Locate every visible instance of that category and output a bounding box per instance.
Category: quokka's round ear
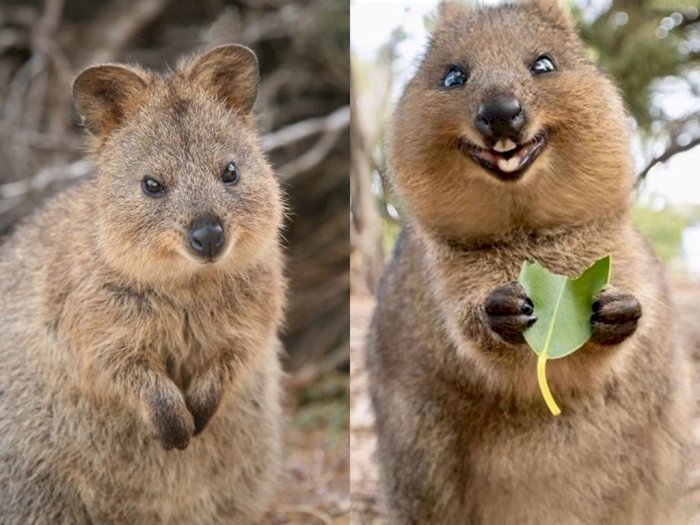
[436,0,471,24]
[530,0,575,29]
[72,65,147,136]
[188,44,259,115]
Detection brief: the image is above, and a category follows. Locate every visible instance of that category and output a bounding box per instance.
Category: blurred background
[0,0,349,522]
[350,0,700,522]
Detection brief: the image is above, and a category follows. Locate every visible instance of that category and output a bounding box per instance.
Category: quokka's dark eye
[442,65,468,88]
[531,55,556,75]
[222,161,240,185]
[141,176,166,197]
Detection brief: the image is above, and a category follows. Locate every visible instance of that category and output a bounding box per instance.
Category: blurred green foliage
[576,0,700,132]
[293,373,349,446]
[574,1,700,270]
[632,204,694,261]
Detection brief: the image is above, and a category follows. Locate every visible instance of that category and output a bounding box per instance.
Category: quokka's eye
[141,176,166,197]
[442,65,468,88]
[531,55,556,75]
[222,161,240,185]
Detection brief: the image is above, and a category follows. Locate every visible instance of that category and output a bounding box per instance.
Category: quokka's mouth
[458,132,548,181]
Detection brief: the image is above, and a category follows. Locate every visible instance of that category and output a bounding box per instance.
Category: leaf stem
[537,353,561,416]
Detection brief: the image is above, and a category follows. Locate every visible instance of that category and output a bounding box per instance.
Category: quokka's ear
[188,44,259,114]
[530,0,574,29]
[436,0,471,24]
[72,65,147,136]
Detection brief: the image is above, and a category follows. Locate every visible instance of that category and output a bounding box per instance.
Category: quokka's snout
[188,213,226,260]
[474,94,525,143]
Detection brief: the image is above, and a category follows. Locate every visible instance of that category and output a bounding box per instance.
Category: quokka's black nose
[475,95,525,141]
[189,215,225,259]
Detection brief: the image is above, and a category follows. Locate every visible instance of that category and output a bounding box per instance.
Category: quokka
[0,44,286,524]
[368,1,692,524]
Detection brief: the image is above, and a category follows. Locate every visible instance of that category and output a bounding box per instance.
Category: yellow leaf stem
[537,353,561,416]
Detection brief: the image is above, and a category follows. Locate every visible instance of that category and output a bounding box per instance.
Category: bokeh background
[350,1,700,522]
[0,0,349,522]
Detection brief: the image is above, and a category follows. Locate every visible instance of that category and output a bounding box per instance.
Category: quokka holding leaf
[0,45,285,524]
[367,1,692,523]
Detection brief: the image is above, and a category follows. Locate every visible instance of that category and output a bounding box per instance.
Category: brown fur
[0,45,285,524]
[368,2,692,524]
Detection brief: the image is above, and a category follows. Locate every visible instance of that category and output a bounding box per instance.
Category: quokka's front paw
[591,286,642,345]
[147,383,195,450]
[483,282,537,344]
[185,378,222,436]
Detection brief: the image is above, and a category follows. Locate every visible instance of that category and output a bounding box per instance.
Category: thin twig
[0,126,83,151]
[76,0,172,67]
[2,54,48,123]
[0,106,351,200]
[271,106,350,180]
[273,505,334,525]
[277,126,346,181]
[262,105,350,152]
[0,160,92,199]
[205,5,307,47]
[637,136,700,183]
[240,5,306,45]
[287,343,349,391]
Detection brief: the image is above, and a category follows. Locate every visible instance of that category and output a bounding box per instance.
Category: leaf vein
[541,277,567,358]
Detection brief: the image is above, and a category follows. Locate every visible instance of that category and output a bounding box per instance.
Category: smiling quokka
[0,45,285,524]
[368,1,692,524]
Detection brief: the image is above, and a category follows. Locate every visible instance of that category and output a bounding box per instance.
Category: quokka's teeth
[497,156,522,173]
[493,139,517,153]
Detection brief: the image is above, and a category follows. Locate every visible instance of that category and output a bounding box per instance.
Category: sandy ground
[264,372,350,525]
[349,284,700,524]
[349,295,388,525]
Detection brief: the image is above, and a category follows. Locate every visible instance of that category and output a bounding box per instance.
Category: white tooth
[493,139,517,153]
[497,156,522,173]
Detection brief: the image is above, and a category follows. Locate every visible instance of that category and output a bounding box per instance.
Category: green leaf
[520,255,612,359]
[518,255,611,415]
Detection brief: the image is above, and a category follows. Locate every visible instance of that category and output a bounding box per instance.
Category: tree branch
[76,0,172,67]
[637,137,700,183]
[0,106,351,200]
[261,105,350,152]
[0,160,92,199]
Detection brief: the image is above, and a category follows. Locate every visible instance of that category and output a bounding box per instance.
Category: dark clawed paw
[590,287,642,346]
[148,390,195,450]
[483,282,537,344]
